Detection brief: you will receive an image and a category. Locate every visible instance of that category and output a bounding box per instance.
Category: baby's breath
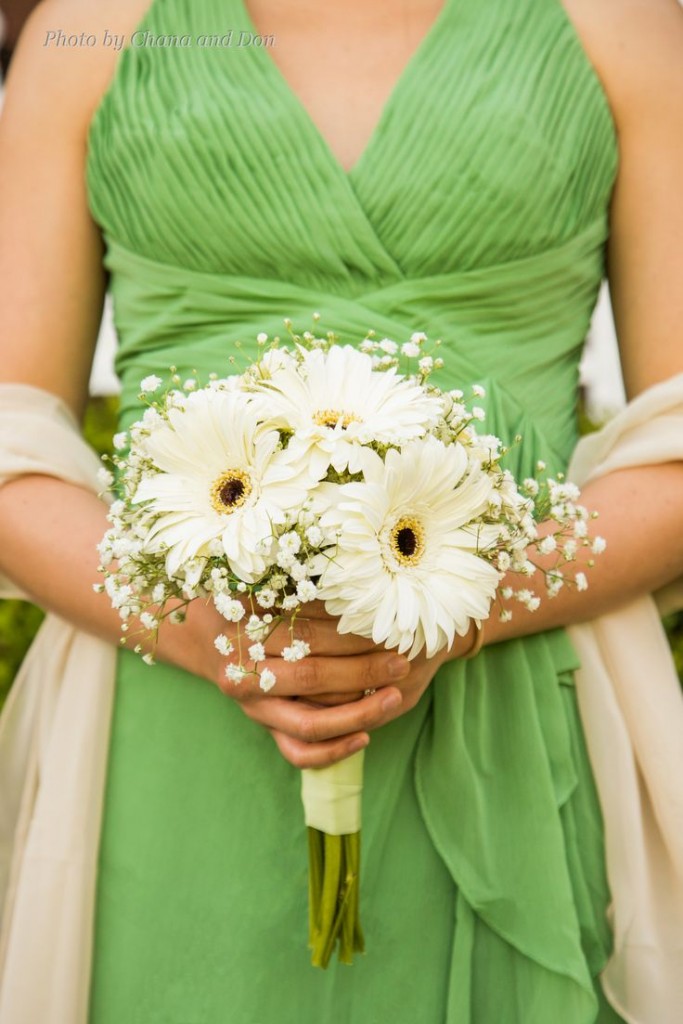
[96,320,604,683]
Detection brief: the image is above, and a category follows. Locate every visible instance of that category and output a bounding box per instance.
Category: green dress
[85,0,625,1020]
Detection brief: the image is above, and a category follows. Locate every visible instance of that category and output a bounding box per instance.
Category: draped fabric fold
[566,373,683,1024]
[413,404,608,1023]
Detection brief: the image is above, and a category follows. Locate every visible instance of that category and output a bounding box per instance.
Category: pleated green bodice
[85,1,623,1021]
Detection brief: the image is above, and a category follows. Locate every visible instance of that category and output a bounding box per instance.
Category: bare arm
[480,0,683,645]
[0,1,196,656]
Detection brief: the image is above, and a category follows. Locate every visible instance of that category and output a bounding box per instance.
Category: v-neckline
[236,0,453,180]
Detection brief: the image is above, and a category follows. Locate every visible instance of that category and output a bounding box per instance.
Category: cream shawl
[566,373,683,1024]
[0,386,116,1023]
[0,379,682,1023]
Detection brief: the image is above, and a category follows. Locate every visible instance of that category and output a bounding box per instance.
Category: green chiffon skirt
[89,629,625,1024]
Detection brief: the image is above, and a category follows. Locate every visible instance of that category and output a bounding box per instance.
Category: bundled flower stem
[301,745,366,966]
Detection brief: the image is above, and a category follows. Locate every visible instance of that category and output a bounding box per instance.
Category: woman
[0,0,682,1021]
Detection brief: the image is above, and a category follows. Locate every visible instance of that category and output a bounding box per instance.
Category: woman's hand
[254,641,459,770]
[195,600,475,769]
[199,600,404,767]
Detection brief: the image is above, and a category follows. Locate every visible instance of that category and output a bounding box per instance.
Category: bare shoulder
[559,0,683,130]
[558,1,683,399]
[2,0,154,137]
[0,0,156,409]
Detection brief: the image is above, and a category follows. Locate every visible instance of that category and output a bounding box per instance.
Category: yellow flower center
[389,516,425,567]
[210,469,252,514]
[312,408,362,430]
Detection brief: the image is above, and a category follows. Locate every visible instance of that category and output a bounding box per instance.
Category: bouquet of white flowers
[97,316,603,967]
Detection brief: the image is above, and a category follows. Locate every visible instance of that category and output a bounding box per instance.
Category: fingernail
[348,737,368,753]
[387,656,410,679]
[381,691,402,712]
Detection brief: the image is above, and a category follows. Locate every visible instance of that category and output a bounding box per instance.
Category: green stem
[307,827,324,944]
[307,828,365,968]
[314,833,342,968]
[340,836,354,962]
[348,831,365,955]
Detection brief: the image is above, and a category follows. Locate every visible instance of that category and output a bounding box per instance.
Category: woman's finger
[225,649,410,699]
[269,726,370,769]
[305,690,366,706]
[292,599,337,620]
[263,616,377,657]
[238,687,403,743]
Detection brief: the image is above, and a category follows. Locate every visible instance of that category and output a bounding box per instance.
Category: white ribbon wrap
[301,749,365,835]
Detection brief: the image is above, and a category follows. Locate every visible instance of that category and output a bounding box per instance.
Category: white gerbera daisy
[133,390,311,582]
[317,436,501,659]
[255,345,443,476]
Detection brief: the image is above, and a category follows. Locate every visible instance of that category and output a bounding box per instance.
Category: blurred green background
[0,396,682,710]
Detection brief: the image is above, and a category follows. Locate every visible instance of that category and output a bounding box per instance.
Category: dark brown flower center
[396,527,417,558]
[210,469,251,514]
[389,516,425,567]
